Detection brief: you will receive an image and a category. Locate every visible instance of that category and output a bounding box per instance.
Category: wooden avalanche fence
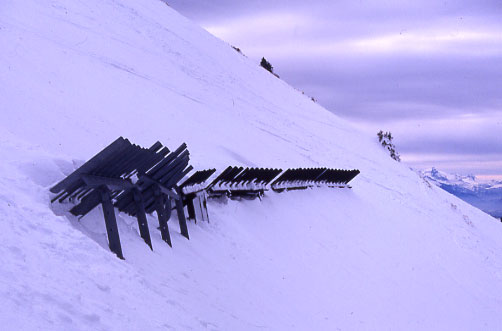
[50,137,359,259]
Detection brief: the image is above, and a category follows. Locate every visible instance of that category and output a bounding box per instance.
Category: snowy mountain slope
[1,0,502,329]
[420,168,502,218]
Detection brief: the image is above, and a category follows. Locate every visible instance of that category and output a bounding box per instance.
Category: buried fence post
[165,195,172,220]
[192,192,209,223]
[133,188,153,250]
[99,187,124,259]
[186,196,197,223]
[199,192,210,223]
[175,187,190,239]
[154,187,172,247]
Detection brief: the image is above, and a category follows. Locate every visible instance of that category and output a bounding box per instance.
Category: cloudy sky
[167,0,502,180]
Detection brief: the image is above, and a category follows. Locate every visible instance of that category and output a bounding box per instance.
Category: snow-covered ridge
[1,0,502,329]
[422,167,478,189]
[421,167,502,189]
[420,167,502,218]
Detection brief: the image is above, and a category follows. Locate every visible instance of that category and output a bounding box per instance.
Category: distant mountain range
[420,168,502,219]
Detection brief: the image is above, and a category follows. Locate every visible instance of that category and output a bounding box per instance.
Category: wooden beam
[82,174,134,190]
[133,188,153,250]
[154,189,172,247]
[199,192,210,223]
[70,190,101,216]
[99,187,124,259]
[186,195,196,222]
[50,137,128,194]
[140,175,180,200]
[175,186,189,239]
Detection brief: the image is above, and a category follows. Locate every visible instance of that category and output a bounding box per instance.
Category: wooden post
[164,196,172,220]
[186,196,197,223]
[99,187,124,259]
[133,188,153,250]
[175,187,189,239]
[200,192,210,223]
[154,188,172,247]
[192,193,208,223]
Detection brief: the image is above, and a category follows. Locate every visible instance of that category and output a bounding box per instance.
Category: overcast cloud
[167,0,502,179]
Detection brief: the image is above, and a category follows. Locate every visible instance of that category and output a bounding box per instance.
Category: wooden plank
[163,165,193,189]
[81,174,134,190]
[186,195,196,222]
[100,147,137,177]
[141,165,192,214]
[70,190,101,216]
[175,186,189,239]
[148,141,164,152]
[205,166,234,190]
[180,169,216,188]
[154,151,189,183]
[56,143,135,201]
[133,188,153,250]
[134,147,169,175]
[154,190,172,247]
[199,192,210,223]
[100,188,124,259]
[192,193,209,223]
[140,175,180,200]
[148,143,187,178]
[50,137,128,193]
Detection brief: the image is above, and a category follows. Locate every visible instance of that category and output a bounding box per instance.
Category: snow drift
[1,0,501,329]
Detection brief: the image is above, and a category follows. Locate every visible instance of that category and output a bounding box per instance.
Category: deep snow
[1,0,502,330]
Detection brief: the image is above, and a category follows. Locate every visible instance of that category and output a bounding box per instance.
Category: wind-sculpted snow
[1,0,502,329]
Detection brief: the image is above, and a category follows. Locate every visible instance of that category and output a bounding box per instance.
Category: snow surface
[1,0,502,329]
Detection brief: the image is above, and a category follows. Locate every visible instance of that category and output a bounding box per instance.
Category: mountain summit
[421,168,502,218]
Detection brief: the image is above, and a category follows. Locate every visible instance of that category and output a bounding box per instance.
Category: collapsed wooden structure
[50,137,192,259]
[50,137,360,259]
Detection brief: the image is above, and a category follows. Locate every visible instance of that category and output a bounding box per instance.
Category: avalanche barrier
[50,137,359,259]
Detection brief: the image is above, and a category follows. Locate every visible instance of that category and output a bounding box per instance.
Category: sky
[167,0,502,180]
